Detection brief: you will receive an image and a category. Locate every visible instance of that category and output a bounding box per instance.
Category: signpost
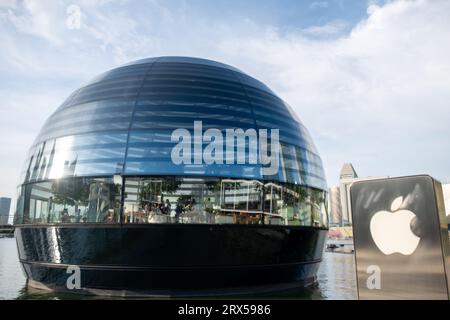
[350,175,450,299]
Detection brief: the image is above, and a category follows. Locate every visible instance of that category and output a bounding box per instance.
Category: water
[0,237,357,300]
[0,237,26,299]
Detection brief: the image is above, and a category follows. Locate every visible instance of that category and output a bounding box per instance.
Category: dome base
[16,224,327,296]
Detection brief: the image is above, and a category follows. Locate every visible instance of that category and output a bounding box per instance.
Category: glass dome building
[14,57,328,296]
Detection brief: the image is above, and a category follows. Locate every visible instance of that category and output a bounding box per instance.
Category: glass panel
[263,182,283,225]
[248,181,262,211]
[14,186,25,224]
[235,182,249,211]
[23,132,127,184]
[123,177,223,224]
[271,184,283,215]
[299,187,313,226]
[221,181,235,210]
[281,187,297,225]
[22,177,121,224]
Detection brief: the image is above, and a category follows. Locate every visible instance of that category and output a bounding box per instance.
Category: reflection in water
[0,237,26,300]
[317,252,357,300]
[0,237,357,300]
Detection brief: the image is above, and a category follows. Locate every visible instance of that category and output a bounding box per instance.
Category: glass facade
[15,176,327,227]
[15,177,121,224]
[123,177,327,226]
[15,57,328,227]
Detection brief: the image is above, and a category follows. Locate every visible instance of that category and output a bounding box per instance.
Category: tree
[138,178,182,207]
[51,178,90,208]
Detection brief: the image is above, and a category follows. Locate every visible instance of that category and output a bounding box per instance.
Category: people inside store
[174,202,184,222]
[163,199,171,215]
[75,208,82,223]
[61,208,70,223]
[104,210,115,223]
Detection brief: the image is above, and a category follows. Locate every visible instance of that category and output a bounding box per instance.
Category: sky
[1,0,450,218]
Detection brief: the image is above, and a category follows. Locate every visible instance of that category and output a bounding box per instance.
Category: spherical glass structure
[15,56,327,227]
[14,57,329,295]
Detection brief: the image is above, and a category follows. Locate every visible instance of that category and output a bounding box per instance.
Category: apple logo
[369,196,420,255]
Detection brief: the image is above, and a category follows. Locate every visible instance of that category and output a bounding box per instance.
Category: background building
[0,197,11,225]
[329,164,450,231]
[328,163,386,228]
[339,163,358,226]
[328,186,342,226]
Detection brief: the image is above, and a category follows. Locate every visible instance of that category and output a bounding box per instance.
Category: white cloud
[0,90,66,188]
[301,20,348,36]
[0,0,450,208]
[3,0,65,45]
[218,0,450,185]
[309,1,329,9]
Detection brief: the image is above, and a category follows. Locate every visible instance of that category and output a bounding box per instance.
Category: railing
[0,223,14,236]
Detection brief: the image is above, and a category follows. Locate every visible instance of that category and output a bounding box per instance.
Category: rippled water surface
[0,236,357,300]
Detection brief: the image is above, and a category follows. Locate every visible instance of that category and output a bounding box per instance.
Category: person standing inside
[175,202,183,223]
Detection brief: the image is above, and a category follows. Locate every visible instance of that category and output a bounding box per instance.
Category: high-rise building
[328,163,386,226]
[0,197,11,225]
[339,163,358,225]
[328,186,342,226]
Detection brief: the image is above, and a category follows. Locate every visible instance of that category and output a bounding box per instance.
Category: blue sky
[1,0,450,217]
[155,0,374,29]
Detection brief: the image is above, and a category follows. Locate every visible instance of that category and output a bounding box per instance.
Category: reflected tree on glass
[138,178,181,208]
[51,178,89,221]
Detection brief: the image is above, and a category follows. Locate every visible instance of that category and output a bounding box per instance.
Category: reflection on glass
[20,177,121,224]
[15,176,328,228]
[121,177,328,227]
